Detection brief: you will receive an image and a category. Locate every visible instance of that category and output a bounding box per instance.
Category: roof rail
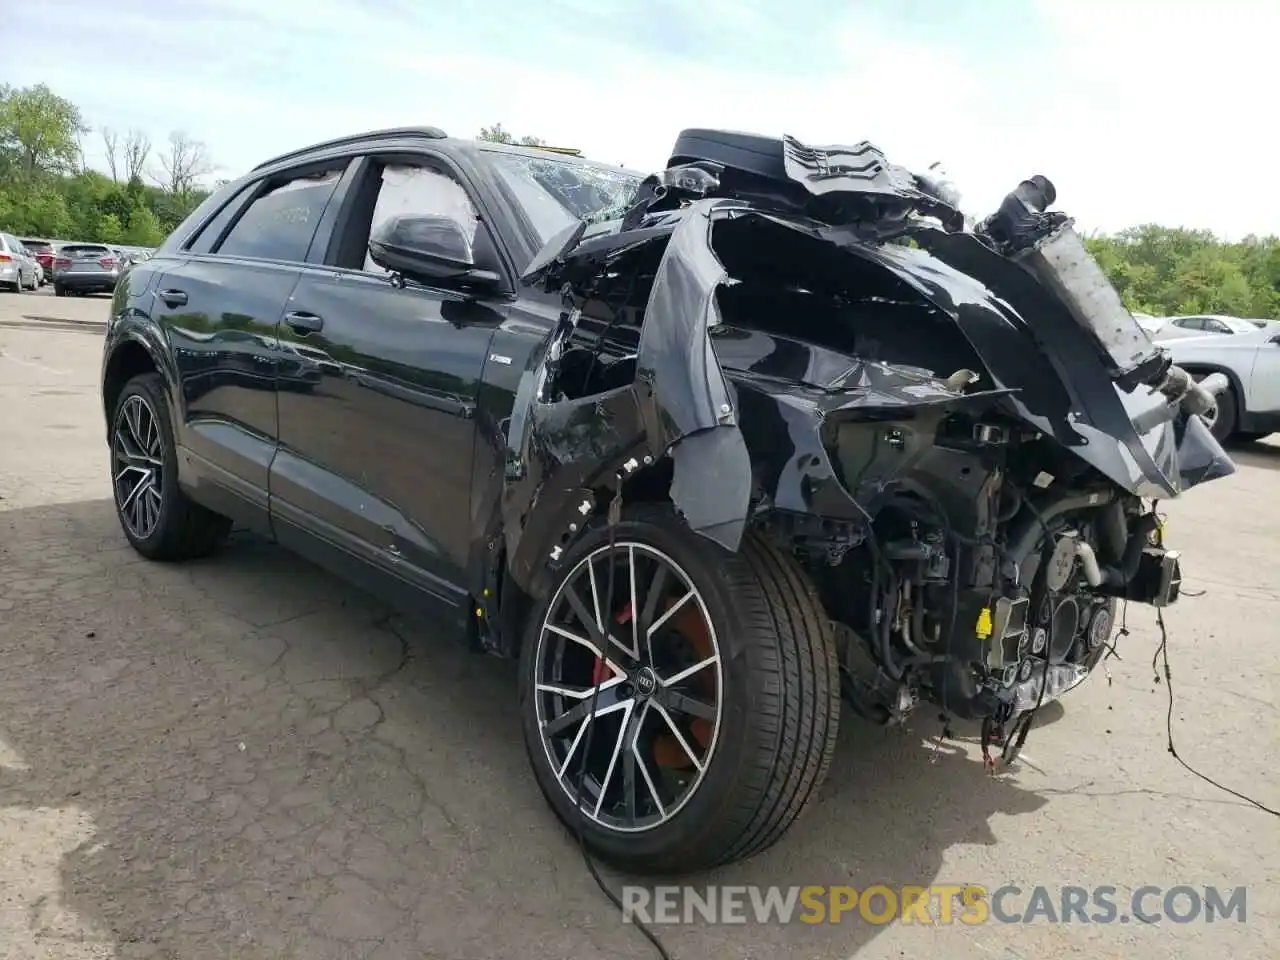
[530,145,583,156]
[252,126,449,171]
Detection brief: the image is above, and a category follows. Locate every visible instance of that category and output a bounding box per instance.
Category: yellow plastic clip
[975,607,994,640]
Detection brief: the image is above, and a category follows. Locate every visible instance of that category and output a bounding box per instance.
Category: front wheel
[519,506,840,874]
[110,373,231,560]
[1193,373,1238,441]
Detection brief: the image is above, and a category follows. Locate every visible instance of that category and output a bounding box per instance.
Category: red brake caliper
[590,602,634,685]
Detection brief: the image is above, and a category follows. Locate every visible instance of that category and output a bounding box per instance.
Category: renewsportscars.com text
[621,884,1247,926]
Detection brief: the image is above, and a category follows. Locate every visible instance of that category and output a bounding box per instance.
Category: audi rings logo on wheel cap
[635,667,658,697]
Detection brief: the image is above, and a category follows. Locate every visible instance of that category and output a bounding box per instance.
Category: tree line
[0,83,215,247]
[2,82,1276,318]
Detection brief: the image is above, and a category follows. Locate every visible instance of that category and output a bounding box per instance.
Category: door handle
[284,311,324,334]
[158,288,188,307]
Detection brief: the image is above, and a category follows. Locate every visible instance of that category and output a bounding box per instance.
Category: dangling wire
[1153,607,1278,817]
[571,470,675,960]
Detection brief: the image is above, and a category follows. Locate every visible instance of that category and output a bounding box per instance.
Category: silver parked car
[0,233,41,291]
[52,243,123,296]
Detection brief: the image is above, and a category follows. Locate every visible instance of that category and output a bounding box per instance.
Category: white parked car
[1156,320,1280,441]
[1155,314,1262,340]
[0,233,41,291]
[1131,312,1167,334]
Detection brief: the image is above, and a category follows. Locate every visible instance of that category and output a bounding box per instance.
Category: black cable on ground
[1152,607,1279,817]
[572,472,675,960]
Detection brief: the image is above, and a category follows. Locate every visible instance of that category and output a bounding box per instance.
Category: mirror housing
[368,214,501,290]
[1269,331,1280,345]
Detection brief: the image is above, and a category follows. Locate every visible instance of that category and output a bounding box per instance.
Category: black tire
[1202,379,1238,441]
[1232,431,1270,444]
[110,372,231,561]
[54,284,65,297]
[518,504,840,874]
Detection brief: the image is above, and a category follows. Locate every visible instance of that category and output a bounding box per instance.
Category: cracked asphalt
[1,290,1277,960]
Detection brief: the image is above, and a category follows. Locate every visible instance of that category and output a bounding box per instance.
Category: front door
[270,156,505,609]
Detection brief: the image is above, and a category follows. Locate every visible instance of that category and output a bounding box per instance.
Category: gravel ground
[1,290,1276,959]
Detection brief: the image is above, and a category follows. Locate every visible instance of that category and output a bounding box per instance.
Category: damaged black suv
[101,126,1234,875]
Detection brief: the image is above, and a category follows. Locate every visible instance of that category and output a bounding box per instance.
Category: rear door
[269,152,506,613]
[153,160,350,522]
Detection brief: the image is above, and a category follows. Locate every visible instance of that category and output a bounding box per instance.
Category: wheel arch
[1175,360,1247,411]
[102,334,177,439]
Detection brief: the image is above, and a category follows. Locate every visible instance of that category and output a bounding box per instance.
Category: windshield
[484,149,642,246]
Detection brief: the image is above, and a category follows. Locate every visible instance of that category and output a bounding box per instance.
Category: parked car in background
[52,243,123,296]
[1158,321,1280,441]
[19,238,57,283]
[0,233,41,291]
[1131,312,1166,334]
[1158,314,1261,338]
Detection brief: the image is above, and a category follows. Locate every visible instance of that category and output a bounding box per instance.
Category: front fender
[502,201,760,600]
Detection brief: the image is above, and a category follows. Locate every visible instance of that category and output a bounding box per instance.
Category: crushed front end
[501,130,1235,766]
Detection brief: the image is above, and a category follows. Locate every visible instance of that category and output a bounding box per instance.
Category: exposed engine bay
[499,129,1236,765]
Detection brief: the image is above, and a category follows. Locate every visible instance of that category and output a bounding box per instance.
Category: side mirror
[1269,332,1280,345]
[368,214,501,290]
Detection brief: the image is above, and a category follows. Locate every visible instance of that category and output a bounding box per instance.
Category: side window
[215,166,346,263]
[1178,317,1203,330]
[360,162,480,274]
[187,183,255,254]
[1205,319,1229,333]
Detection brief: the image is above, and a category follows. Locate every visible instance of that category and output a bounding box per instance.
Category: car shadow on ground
[0,498,1052,960]
[1227,437,1280,471]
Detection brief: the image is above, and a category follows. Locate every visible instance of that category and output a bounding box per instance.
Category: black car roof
[251,126,641,179]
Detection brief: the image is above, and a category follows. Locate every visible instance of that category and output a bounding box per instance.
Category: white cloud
[6,0,1276,237]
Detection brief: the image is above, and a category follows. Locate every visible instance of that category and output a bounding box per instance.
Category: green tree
[478,122,512,143]
[0,83,88,180]
[477,123,546,146]
[1087,224,1279,319]
[122,203,164,246]
[97,213,124,244]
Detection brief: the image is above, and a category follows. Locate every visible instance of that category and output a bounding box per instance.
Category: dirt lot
[1,289,1277,959]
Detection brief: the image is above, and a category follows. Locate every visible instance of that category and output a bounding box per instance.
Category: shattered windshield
[485,149,642,246]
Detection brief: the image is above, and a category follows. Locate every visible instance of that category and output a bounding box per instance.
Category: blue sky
[3,0,1274,238]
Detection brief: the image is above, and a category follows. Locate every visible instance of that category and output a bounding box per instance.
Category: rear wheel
[111,373,231,560]
[519,505,840,874]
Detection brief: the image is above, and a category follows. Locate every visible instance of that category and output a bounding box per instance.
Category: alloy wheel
[112,394,165,540]
[533,542,724,833]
